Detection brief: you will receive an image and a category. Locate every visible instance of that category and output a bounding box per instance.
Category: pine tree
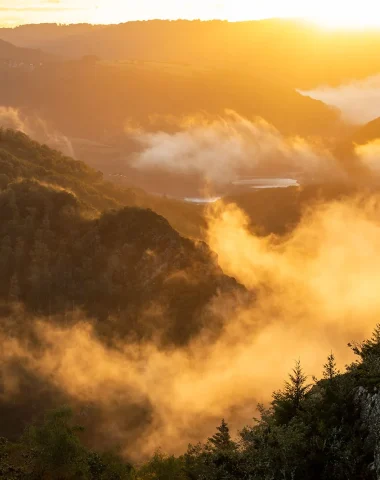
[272,360,311,424]
[323,352,339,381]
[208,419,235,451]
[284,360,311,409]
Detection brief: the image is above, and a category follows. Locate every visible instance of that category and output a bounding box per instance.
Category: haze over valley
[1,6,380,480]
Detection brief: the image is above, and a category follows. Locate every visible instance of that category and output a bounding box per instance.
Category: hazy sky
[1,0,380,28]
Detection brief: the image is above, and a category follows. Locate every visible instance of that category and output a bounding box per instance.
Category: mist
[299,74,380,125]
[2,193,380,460]
[130,110,344,186]
[0,106,76,158]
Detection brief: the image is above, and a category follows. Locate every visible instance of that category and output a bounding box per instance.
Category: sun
[288,0,380,30]
[310,11,380,30]
[220,0,380,30]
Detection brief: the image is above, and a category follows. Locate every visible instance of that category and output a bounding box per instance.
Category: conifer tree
[284,360,311,409]
[350,323,380,359]
[323,352,339,381]
[208,419,235,451]
[272,360,311,424]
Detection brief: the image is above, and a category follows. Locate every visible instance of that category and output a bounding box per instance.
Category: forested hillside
[0,127,142,210]
[0,128,238,344]
[0,128,207,238]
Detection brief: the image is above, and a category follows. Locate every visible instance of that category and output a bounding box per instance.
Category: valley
[1,13,380,480]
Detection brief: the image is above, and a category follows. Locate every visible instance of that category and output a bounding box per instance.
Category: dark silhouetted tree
[323,352,339,382]
[273,360,311,424]
[208,419,235,451]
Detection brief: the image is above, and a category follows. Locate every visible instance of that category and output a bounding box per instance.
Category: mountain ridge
[0,38,55,63]
[2,19,380,88]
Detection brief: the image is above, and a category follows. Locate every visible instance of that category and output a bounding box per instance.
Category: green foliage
[136,452,186,480]
[240,410,308,480]
[23,406,90,479]
[184,441,243,480]
[88,451,133,480]
[0,410,136,479]
[183,421,242,480]
[0,437,30,479]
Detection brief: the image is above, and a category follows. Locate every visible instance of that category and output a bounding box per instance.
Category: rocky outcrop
[356,386,380,478]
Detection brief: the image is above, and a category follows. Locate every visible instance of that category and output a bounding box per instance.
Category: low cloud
[299,74,380,125]
[130,110,344,186]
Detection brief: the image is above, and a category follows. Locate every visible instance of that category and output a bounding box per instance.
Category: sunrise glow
[1,0,380,29]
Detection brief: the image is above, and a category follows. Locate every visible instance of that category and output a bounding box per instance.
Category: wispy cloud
[299,74,380,125]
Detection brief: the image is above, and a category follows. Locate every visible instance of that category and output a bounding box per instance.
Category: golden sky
[1,0,380,28]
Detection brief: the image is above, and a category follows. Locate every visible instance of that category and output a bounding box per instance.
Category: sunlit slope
[0,59,341,139]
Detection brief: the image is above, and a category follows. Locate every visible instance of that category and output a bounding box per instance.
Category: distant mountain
[4,20,380,89]
[0,38,55,63]
[0,23,104,50]
[351,117,380,145]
